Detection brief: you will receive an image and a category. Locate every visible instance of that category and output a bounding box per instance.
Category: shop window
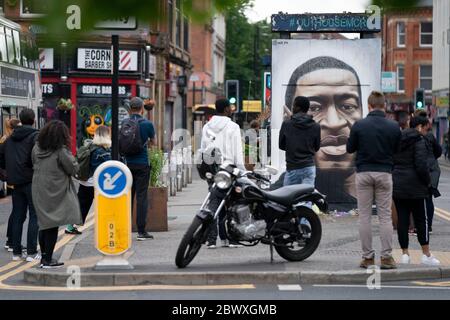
[420,22,432,47]
[419,65,432,92]
[397,22,405,47]
[397,64,405,92]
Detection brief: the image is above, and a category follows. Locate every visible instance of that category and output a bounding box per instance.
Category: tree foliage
[371,0,420,12]
[225,0,273,101]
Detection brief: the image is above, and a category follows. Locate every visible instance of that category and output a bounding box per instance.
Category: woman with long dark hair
[66,125,111,234]
[32,120,81,268]
[393,116,440,266]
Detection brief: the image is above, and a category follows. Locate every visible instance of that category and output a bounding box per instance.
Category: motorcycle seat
[263,184,315,206]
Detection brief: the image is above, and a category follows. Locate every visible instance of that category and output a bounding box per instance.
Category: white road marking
[278,284,302,291]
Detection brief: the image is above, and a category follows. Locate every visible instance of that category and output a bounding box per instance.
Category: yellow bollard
[93,161,133,269]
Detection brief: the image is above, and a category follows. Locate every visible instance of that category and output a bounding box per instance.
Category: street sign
[94,17,137,30]
[271,13,381,33]
[381,72,397,93]
[242,100,262,113]
[94,161,133,262]
[263,72,271,109]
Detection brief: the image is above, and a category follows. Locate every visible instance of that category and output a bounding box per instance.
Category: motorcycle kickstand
[269,236,274,263]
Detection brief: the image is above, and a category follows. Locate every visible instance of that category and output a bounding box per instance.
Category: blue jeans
[11,183,38,255]
[283,166,316,187]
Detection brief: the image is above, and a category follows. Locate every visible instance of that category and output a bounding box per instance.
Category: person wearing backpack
[119,97,155,241]
[66,125,112,234]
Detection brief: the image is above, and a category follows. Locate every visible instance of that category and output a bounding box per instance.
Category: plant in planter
[57,98,74,111]
[132,148,169,232]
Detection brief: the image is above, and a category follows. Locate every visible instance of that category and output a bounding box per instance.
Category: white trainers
[421,254,440,266]
[400,254,410,264]
[12,253,26,261]
[26,253,41,262]
[207,244,217,249]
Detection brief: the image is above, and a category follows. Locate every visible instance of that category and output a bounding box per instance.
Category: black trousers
[206,186,228,244]
[394,198,429,249]
[39,227,59,263]
[129,164,151,234]
[11,183,38,255]
[425,196,434,229]
[77,185,94,224]
[6,209,13,244]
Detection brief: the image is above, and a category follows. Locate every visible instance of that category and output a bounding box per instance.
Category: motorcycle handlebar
[248,172,270,183]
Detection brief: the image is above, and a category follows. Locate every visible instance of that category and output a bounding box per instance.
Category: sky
[245,0,371,23]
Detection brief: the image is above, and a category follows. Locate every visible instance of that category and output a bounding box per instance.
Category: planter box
[132,187,168,232]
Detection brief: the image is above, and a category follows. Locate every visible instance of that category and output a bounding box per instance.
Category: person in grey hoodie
[279,96,321,186]
[32,120,82,268]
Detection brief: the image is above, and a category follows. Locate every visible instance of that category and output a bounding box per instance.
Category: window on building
[397,64,405,92]
[183,17,189,51]
[21,0,48,15]
[419,65,432,91]
[0,27,7,62]
[20,37,29,68]
[175,0,181,47]
[168,0,173,42]
[0,0,4,15]
[12,30,21,65]
[5,28,15,64]
[397,22,405,47]
[420,22,432,46]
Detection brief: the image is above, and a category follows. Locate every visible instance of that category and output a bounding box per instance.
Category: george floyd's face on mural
[285,57,362,173]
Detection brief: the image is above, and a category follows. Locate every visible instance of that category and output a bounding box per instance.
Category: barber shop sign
[77,48,138,72]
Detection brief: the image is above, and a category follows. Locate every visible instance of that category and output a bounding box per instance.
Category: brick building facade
[382,1,433,113]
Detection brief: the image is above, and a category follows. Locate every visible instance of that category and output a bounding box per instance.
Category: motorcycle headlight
[214,171,232,189]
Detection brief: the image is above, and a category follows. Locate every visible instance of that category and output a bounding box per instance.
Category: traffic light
[415,88,425,109]
[226,80,239,112]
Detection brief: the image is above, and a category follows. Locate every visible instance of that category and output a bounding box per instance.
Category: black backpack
[119,117,145,156]
[196,139,223,181]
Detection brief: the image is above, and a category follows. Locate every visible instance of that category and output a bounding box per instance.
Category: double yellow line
[435,207,450,222]
[0,217,255,292]
[0,217,95,286]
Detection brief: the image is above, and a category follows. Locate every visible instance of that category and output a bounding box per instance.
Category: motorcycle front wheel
[274,206,322,262]
[175,216,209,268]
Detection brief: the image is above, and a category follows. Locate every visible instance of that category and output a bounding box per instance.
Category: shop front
[40,45,148,153]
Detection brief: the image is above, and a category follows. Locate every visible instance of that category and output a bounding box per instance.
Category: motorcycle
[175,164,328,268]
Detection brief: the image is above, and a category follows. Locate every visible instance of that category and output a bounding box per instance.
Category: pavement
[1,165,450,290]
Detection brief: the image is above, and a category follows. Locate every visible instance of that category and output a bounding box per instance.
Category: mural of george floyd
[271,38,382,211]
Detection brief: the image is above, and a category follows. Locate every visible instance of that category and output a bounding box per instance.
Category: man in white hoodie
[201,98,245,249]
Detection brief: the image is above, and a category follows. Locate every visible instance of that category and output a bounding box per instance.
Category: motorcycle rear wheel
[175,216,209,268]
[274,206,322,262]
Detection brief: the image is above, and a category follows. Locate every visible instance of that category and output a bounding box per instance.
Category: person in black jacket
[393,116,440,266]
[279,96,321,186]
[415,111,442,233]
[0,109,39,261]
